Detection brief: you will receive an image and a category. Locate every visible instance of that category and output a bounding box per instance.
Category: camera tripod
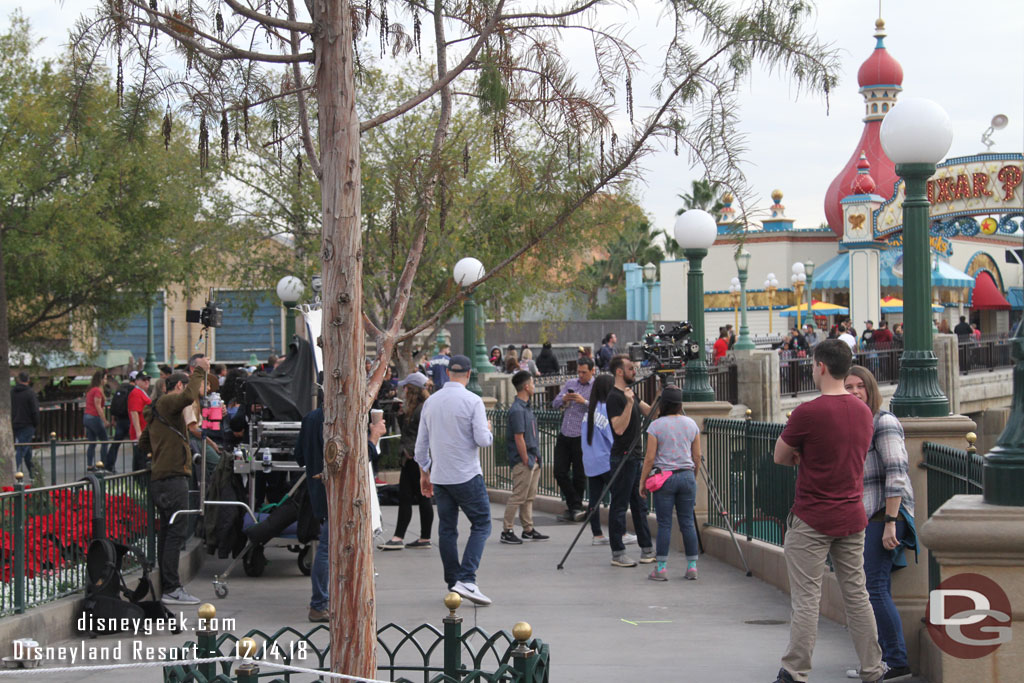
[556,374,751,577]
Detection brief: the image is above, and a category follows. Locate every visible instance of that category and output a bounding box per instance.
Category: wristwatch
[884,515,899,524]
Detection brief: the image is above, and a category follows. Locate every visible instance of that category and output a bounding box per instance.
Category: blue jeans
[310,519,329,611]
[83,415,109,469]
[608,457,652,553]
[653,469,699,562]
[14,426,35,477]
[587,472,610,537]
[864,519,908,668]
[434,475,491,588]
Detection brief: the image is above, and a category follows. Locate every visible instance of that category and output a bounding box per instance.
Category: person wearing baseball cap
[397,372,429,389]
[414,354,495,605]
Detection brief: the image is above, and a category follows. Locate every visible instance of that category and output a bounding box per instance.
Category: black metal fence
[702,417,792,546]
[920,439,983,590]
[781,344,902,397]
[13,435,137,486]
[38,400,86,440]
[959,337,1013,374]
[481,408,564,499]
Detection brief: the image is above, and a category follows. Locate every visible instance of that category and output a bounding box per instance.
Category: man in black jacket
[294,405,327,622]
[11,372,39,477]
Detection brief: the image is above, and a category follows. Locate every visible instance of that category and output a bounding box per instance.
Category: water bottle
[262,450,272,473]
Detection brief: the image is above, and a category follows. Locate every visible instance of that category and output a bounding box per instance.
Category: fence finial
[966,432,977,454]
[786,411,793,419]
[237,636,258,659]
[513,622,532,643]
[745,409,752,421]
[444,592,462,616]
[14,471,23,482]
[198,602,216,621]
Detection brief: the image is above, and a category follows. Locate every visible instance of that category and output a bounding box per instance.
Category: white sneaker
[452,581,492,606]
[591,536,610,545]
[162,587,201,605]
[622,532,637,545]
[846,670,859,679]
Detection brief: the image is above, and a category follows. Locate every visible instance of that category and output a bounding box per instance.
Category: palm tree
[675,178,724,215]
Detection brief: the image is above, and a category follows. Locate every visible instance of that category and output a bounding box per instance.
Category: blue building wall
[624,263,661,322]
[99,292,165,362]
[215,289,280,362]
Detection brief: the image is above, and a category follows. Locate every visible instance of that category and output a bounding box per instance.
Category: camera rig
[627,321,701,371]
[186,297,224,328]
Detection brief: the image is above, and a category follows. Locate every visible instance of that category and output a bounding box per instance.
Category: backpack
[110,383,133,418]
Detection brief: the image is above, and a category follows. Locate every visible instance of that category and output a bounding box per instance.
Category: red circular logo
[926,573,1013,659]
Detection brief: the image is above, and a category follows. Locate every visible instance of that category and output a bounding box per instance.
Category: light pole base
[889,350,949,418]
[680,360,715,402]
[466,370,483,397]
[983,337,1024,505]
[143,353,160,378]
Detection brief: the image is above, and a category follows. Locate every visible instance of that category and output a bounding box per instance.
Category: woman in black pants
[378,373,434,550]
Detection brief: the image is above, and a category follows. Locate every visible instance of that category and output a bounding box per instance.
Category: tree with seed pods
[72,0,840,675]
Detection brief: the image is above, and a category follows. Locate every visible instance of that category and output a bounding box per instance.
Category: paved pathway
[30,504,925,682]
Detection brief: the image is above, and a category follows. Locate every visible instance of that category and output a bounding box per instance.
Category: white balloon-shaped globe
[453,257,486,287]
[880,97,954,164]
[276,275,305,304]
[673,209,718,249]
[791,262,805,276]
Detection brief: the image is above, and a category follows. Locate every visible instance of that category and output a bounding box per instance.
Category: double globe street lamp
[733,248,755,351]
[674,209,718,401]
[642,262,658,336]
[764,274,779,335]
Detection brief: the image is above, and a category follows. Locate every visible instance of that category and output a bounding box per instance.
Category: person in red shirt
[770,340,884,683]
[871,320,894,347]
[129,372,153,471]
[712,328,729,364]
[83,370,109,471]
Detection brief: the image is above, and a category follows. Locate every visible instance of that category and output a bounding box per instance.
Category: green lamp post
[733,248,755,351]
[642,262,657,336]
[804,259,815,329]
[881,97,953,418]
[473,302,494,374]
[453,257,486,396]
[675,209,718,401]
[143,300,160,377]
[276,275,305,356]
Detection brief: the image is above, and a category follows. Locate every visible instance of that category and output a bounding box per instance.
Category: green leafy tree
[0,15,224,484]
[74,0,840,671]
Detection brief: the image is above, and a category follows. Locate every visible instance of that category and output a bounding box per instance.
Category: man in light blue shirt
[415,355,494,605]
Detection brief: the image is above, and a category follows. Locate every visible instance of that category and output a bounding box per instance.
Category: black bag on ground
[76,538,181,636]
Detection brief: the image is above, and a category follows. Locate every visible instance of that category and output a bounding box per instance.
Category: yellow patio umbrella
[880,296,944,313]
[779,300,849,317]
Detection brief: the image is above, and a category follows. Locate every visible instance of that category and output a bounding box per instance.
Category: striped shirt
[551,377,594,438]
[862,410,915,518]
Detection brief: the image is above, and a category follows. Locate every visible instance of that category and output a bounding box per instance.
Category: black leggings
[393,458,433,540]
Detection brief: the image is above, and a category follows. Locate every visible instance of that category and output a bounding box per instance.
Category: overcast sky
[8,1,1023,236]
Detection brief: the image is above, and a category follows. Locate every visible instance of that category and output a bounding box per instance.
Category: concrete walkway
[25,503,925,682]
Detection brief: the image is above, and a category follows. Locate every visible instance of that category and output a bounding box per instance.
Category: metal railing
[702,417,792,546]
[481,408,565,499]
[1,468,154,616]
[959,337,1013,374]
[14,434,137,486]
[163,598,550,682]
[781,344,902,397]
[38,400,87,440]
[920,439,984,590]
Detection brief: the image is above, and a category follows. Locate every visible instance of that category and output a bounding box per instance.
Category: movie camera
[185,298,224,328]
[627,321,701,370]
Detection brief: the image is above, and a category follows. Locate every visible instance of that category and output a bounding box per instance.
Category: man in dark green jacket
[139,357,210,605]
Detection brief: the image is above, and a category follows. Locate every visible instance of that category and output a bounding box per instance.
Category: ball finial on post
[14,471,23,482]
[198,603,217,621]
[237,637,258,659]
[966,432,978,453]
[512,622,533,643]
[444,592,462,616]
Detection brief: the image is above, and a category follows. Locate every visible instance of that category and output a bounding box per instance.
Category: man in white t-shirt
[838,325,857,350]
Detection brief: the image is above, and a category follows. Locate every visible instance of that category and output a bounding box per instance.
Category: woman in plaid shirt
[844,365,916,681]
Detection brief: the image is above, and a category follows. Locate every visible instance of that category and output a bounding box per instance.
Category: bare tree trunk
[315,0,376,675]
[0,227,13,487]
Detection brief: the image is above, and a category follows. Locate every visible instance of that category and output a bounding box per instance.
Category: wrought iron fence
[920,439,984,590]
[163,597,550,682]
[38,400,86,440]
[781,345,902,396]
[959,337,1013,374]
[701,417,792,546]
[13,434,137,486]
[0,469,154,616]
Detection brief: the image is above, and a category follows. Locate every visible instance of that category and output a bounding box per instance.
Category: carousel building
[650,18,1024,342]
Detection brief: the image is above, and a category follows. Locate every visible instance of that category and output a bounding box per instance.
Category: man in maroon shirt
[771,340,884,683]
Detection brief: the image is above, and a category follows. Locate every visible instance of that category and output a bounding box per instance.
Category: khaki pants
[503,462,541,532]
[781,513,884,682]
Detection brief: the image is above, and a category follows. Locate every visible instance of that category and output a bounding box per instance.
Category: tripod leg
[557,454,630,570]
[700,466,752,577]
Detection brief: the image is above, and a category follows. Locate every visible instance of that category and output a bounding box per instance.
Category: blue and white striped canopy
[810,250,975,291]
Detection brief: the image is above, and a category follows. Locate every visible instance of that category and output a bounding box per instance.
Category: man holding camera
[551,357,595,522]
[138,358,211,606]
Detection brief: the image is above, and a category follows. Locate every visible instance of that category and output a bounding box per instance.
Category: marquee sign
[874,153,1024,238]
[885,232,953,257]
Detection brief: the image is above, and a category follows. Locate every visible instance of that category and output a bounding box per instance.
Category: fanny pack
[645,469,673,493]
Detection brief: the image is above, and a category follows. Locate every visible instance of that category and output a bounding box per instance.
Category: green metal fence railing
[1,467,154,617]
[13,434,138,487]
[481,408,565,499]
[702,416,792,547]
[163,596,550,683]
[921,437,983,590]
